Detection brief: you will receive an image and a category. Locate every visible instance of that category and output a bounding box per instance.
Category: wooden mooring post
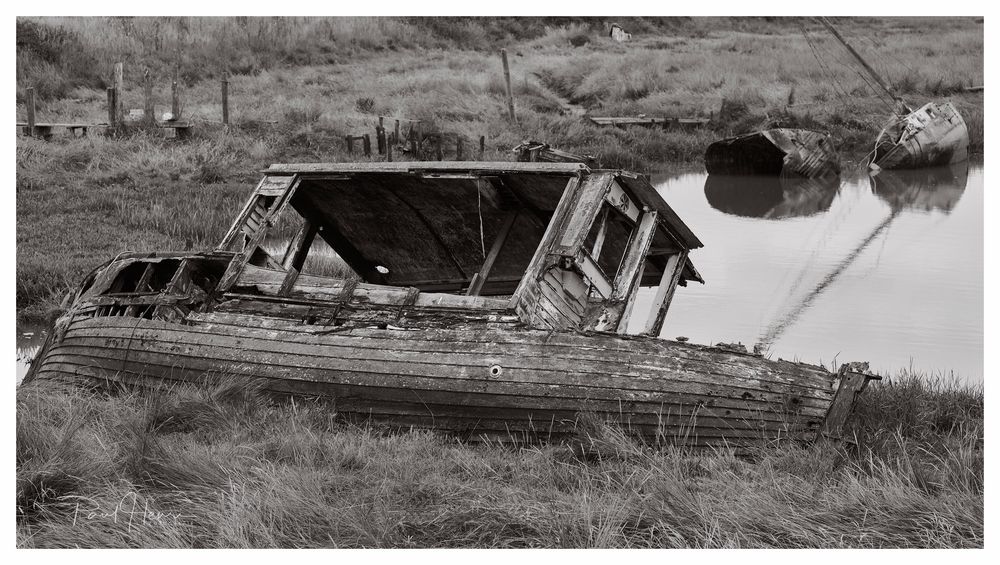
[376,117,386,155]
[113,63,124,127]
[362,134,372,157]
[143,69,155,126]
[345,135,354,154]
[171,71,181,119]
[386,138,393,162]
[25,87,36,137]
[479,135,486,159]
[221,76,230,125]
[500,48,516,123]
[107,87,117,130]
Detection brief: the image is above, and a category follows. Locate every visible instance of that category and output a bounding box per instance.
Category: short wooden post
[345,135,354,154]
[500,48,516,123]
[386,139,393,162]
[143,69,154,126]
[363,134,372,157]
[408,124,417,157]
[435,136,443,161]
[221,75,230,125]
[457,138,464,161]
[394,119,400,144]
[113,62,124,127]
[171,71,180,119]
[376,125,386,154]
[415,121,423,155]
[107,87,117,130]
[25,87,36,137]
[479,135,485,159]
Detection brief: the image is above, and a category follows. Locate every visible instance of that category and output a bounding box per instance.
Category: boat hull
[28,311,840,448]
[705,129,840,179]
[872,102,970,170]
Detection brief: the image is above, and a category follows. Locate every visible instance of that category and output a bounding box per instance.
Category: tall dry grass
[16,369,982,548]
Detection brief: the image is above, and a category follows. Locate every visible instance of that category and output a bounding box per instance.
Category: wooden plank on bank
[589,116,710,127]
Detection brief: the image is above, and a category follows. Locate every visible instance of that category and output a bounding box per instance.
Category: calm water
[16,160,983,383]
[630,160,983,382]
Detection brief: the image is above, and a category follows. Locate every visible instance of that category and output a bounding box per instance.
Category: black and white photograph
[12,7,986,551]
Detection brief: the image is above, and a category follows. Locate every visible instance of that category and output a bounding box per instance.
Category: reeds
[16,368,982,548]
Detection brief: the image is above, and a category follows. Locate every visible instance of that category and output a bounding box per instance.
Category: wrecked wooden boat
[870,101,970,170]
[704,129,840,179]
[513,140,598,168]
[24,161,877,448]
[705,174,839,220]
[817,17,970,170]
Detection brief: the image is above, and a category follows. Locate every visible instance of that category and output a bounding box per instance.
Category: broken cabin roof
[261,161,703,291]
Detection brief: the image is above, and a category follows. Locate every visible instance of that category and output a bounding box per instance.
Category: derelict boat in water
[24,161,876,448]
[870,101,970,170]
[704,128,840,179]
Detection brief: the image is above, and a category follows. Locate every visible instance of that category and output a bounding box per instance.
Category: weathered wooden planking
[589,116,710,126]
[36,354,822,436]
[52,331,834,414]
[35,361,810,448]
[235,265,508,309]
[266,162,589,175]
[178,310,836,391]
[57,317,836,405]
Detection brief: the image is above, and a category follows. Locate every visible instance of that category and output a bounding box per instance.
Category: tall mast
[818,17,905,111]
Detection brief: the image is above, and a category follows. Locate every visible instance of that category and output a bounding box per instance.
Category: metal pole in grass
[501,48,516,123]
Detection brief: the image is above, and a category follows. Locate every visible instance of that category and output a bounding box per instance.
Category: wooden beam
[467,209,519,296]
[221,75,229,125]
[820,364,880,441]
[113,62,124,127]
[143,69,155,127]
[501,48,515,122]
[282,220,318,272]
[642,249,687,336]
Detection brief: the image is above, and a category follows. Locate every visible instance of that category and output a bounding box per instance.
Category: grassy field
[15,17,983,320]
[16,371,982,548]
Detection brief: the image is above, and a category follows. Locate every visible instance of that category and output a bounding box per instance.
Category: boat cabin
[73,162,703,337]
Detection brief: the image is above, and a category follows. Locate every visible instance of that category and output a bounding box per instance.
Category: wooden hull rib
[30,315,838,446]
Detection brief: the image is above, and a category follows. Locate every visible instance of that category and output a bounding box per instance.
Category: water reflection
[704,175,840,219]
[647,159,983,382]
[870,162,969,213]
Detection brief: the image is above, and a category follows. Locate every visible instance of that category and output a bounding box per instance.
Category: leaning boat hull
[705,129,840,179]
[29,312,840,448]
[872,102,970,170]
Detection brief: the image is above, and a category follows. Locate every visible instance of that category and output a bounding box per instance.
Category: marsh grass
[16,369,982,548]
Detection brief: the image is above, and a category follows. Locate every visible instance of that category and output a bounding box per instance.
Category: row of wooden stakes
[345,116,487,161]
